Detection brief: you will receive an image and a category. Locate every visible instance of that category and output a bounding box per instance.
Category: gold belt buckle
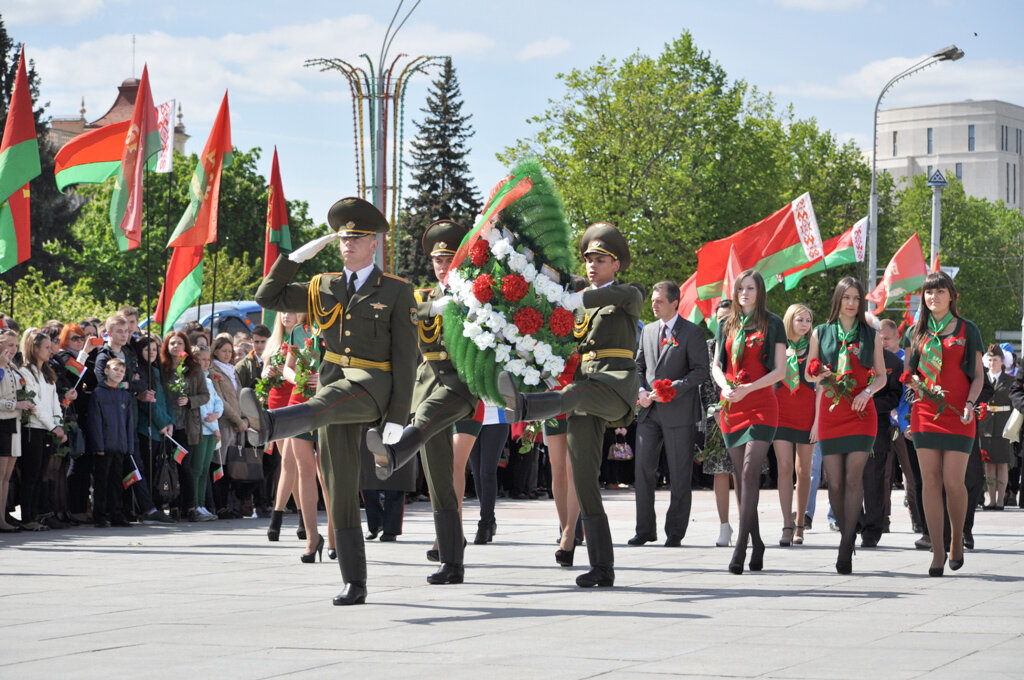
[338,355,350,367]
[584,351,597,361]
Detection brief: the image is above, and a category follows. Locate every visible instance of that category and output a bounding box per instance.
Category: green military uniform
[366,220,476,585]
[498,222,641,588]
[242,196,417,606]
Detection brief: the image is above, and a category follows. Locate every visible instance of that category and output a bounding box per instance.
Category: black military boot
[427,509,465,585]
[240,388,314,447]
[332,527,367,606]
[497,371,565,423]
[576,513,615,588]
[366,426,424,480]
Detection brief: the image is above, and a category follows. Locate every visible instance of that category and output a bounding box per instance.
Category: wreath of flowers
[446,226,581,398]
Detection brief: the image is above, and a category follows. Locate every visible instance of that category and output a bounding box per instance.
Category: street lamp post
[868,44,964,291]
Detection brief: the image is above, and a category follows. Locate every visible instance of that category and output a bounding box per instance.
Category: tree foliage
[395,58,481,284]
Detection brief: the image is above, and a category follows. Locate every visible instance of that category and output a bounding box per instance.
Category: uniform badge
[370,302,388,310]
[410,307,419,324]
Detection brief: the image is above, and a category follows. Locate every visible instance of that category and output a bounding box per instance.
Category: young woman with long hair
[772,303,816,546]
[711,270,787,574]
[905,271,983,576]
[0,330,28,531]
[805,277,886,574]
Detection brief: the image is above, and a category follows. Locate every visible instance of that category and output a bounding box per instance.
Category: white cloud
[3,0,112,26]
[773,0,867,10]
[516,36,571,62]
[776,56,1024,109]
[32,16,496,124]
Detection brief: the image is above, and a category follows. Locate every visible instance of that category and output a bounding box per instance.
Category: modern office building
[875,99,1024,210]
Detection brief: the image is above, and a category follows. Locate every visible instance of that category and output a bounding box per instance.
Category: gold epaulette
[382,272,410,283]
[415,288,433,303]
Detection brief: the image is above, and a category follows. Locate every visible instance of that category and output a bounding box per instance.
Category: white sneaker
[716,523,733,547]
[197,508,216,522]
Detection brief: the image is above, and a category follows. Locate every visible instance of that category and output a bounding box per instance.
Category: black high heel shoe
[300,534,324,563]
[949,551,964,571]
[328,547,337,560]
[749,541,765,572]
[267,510,283,542]
[728,546,746,575]
[929,556,947,577]
[836,544,855,575]
[555,544,575,567]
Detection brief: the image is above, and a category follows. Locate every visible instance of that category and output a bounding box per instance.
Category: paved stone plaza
[2,488,1022,679]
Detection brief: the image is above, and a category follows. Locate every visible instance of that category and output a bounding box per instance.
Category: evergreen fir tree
[0,15,79,287]
[395,58,480,284]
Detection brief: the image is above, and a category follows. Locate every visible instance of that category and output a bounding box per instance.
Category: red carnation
[281,343,290,355]
[807,358,823,377]
[736,369,752,383]
[548,307,574,337]
[899,369,913,384]
[470,240,490,267]
[177,351,188,359]
[304,337,314,349]
[500,274,529,303]
[472,274,495,303]
[653,378,677,403]
[981,449,991,463]
[513,307,544,335]
[977,402,989,420]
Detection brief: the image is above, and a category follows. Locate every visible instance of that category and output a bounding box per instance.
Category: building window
[968,124,975,152]
[1007,163,1011,203]
[1015,164,1018,204]
[893,131,898,156]
[927,127,933,154]
[1000,125,1007,151]
[955,162,963,180]
[1018,128,1022,154]
[927,164,933,178]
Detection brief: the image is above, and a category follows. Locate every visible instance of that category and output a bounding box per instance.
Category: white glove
[563,291,584,311]
[288,233,342,263]
[429,296,453,316]
[382,422,403,445]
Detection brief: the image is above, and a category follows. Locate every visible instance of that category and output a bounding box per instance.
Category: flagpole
[143,164,154,506]
[211,243,218,335]
[161,172,172,333]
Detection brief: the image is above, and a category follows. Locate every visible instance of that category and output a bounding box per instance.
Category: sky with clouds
[5,0,1022,235]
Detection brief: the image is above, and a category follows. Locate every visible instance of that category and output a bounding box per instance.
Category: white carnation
[533,342,553,364]
[486,310,507,332]
[521,264,538,283]
[491,238,513,259]
[462,321,483,339]
[502,324,522,344]
[474,332,497,351]
[508,252,528,273]
[483,228,499,244]
[493,343,512,363]
[544,356,566,376]
[522,366,541,386]
[517,335,537,353]
[506,358,527,376]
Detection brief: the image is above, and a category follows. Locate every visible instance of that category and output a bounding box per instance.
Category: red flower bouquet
[500,274,529,303]
[653,378,677,403]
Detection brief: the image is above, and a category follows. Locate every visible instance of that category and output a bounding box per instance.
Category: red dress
[775,352,815,444]
[720,330,779,448]
[910,321,976,453]
[817,351,877,456]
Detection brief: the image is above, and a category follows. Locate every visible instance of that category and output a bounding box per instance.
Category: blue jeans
[805,443,835,523]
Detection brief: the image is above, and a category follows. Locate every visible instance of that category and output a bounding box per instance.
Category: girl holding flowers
[711,270,787,575]
[805,277,886,575]
[772,303,816,546]
[903,271,983,576]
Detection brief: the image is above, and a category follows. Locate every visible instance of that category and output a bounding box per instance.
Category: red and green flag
[866,232,927,313]
[678,273,703,326]
[54,120,130,190]
[65,357,86,378]
[696,192,823,300]
[109,64,160,252]
[704,245,745,333]
[0,47,41,273]
[167,92,232,247]
[780,216,867,291]
[212,466,224,482]
[262,147,292,325]
[172,444,188,464]
[154,244,204,330]
[122,467,142,489]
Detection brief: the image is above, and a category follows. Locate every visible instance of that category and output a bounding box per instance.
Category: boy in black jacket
[86,358,136,528]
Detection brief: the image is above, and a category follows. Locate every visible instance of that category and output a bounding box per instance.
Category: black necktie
[347,272,357,298]
[658,324,667,356]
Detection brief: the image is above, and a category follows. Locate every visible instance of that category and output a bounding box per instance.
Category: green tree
[499,32,871,322]
[395,58,481,284]
[0,15,79,285]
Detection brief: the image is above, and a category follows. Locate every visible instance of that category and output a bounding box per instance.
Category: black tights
[822,451,869,551]
[727,440,769,553]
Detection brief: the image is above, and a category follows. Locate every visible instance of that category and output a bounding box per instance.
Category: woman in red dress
[806,277,886,575]
[772,304,815,546]
[265,311,305,543]
[712,270,787,575]
[905,272,983,576]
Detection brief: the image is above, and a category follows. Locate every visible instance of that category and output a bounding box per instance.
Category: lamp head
[932,44,965,61]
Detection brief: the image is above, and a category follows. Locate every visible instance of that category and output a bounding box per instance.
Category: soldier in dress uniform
[365,219,477,586]
[240,196,417,606]
[498,222,642,588]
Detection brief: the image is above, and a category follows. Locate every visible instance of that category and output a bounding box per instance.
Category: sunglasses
[70,335,85,341]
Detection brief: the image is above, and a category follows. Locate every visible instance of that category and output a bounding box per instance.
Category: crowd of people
[2,216,1021,599]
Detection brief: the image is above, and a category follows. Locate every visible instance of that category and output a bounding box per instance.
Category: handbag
[1002,408,1024,443]
[226,434,264,482]
[152,451,180,507]
[606,429,634,461]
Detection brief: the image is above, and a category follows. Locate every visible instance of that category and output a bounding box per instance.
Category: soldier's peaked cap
[580,222,631,271]
[422,220,468,256]
[327,197,389,235]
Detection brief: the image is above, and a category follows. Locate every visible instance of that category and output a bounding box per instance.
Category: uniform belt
[422,351,450,361]
[988,405,1012,412]
[580,348,634,361]
[323,350,392,371]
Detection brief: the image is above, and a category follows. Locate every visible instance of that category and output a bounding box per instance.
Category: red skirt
[775,383,815,444]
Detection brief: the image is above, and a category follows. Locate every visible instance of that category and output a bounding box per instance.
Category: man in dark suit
[629,280,709,547]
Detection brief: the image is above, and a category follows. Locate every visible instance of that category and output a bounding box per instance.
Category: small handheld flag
[212,466,224,482]
[65,357,85,378]
[122,467,142,489]
[173,445,187,464]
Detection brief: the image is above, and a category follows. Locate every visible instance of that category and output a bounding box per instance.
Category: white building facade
[875,99,1024,210]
